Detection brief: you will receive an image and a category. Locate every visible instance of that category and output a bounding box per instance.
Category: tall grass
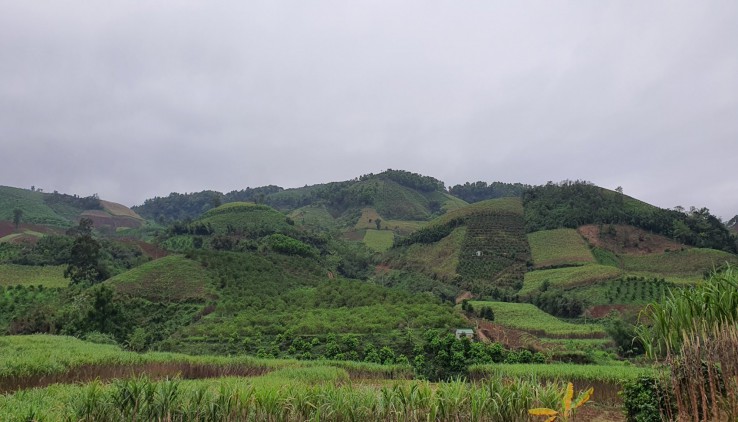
[1,373,566,421]
[637,266,738,420]
[663,324,738,421]
[637,266,738,358]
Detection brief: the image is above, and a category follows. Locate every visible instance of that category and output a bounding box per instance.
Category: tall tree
[64,218,108,285]
[12,208,23,229]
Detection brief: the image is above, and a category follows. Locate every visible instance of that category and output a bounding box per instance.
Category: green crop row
[0,371,567,422]
[527,228,595,268]
[467,301,605,338]
[520,264,622,296]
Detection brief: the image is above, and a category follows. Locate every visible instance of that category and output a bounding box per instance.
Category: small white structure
[455,328,474,340]
[476,250,482,257]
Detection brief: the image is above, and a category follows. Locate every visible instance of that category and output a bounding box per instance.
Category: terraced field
[520,264,622,296]
[528,228,594,268]
[0,264,68,287]
[467,301,605,338]
[621,248,738,275]
[456,206,530,295]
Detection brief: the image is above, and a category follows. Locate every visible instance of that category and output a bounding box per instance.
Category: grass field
[0,264,68,287]
[470,363,654,384]
[467,301,605,338]
[621,248,738,275]
[520,264,622,296]
[363,229,394,252]
[527,229,595,268]
[289,205,337,232]
[470,362,657,404]
[107,255,212,303]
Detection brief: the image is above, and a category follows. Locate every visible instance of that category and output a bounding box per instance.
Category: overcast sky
[1,1,736,218]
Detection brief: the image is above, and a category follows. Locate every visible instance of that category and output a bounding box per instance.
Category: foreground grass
[0,264,68,288]
[467,301,605,338]
[0,369,566,421]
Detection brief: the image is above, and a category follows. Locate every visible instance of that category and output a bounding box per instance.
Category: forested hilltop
[523,180,736,252]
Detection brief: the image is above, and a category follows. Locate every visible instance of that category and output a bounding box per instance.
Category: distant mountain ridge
[132,170,525,223]
[0,185,143,232]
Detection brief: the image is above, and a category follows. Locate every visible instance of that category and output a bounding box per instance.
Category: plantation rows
[457,213,530,296]
[600,276,673,304]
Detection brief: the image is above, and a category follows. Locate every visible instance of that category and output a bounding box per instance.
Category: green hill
[108,255,213,303]
[0,186,143,233]
[2,174,738,386]
[523,181,736,252]
[198,202,294,236]
[392,198,530,297]
[0,186,69,226]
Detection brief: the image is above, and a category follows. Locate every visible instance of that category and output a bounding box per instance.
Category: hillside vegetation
[3,173,738,421]
[523,181,736,252]
[528,229,595,268]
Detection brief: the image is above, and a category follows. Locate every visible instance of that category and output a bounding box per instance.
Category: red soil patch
[455,291,474,305]
[119,238,168,259]
[375,264,391,275]
[81,210,143,231]
[577,405,626,421]
[343,229,365,241]
[0,362,271,395]
[7,234,40,245]
[0,221,14,238]
[0,222,61,238]
[471,317,543,351]
[586,304,643,319]
[578,224,685,256]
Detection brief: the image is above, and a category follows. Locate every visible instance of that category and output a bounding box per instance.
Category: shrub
[621,376,673,422]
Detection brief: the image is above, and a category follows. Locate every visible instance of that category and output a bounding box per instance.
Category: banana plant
[528,382,593,422]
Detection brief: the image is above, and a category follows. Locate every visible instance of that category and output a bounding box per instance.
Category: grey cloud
[1,1,736,218]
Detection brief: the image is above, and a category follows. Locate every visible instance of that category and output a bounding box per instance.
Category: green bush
[267,234,317,257]
[621,376,673,422]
